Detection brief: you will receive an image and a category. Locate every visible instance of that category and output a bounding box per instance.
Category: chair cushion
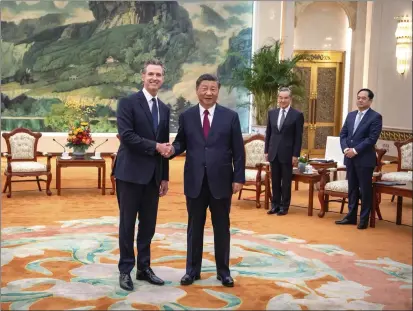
[325,180,348,193]
[9,133,36,160]
[245,169,266,182]
[381,171,412,182]
[401,143,413,170]
[11,162,47,173]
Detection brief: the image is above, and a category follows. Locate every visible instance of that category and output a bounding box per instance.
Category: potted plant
[66,121,95,158]
[229,40,306,127]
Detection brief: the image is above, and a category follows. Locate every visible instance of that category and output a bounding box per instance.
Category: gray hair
[278,86,292,97]
[142,59,165,74]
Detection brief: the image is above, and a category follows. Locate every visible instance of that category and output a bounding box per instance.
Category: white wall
[364,0,412,131]
[294,2,349,51]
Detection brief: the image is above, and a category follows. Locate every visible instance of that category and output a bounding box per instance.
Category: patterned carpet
[1,217,412,310]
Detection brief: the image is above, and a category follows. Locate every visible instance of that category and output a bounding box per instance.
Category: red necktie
[203,110,210,139]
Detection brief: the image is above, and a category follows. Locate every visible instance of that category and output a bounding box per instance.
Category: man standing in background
[265,87,304,216]
[335,88,382,229]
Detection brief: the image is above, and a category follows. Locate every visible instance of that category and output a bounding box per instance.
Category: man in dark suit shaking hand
[335,88,382,229]
[166,74,245,287]
[265,87,304,216]
[114,59,172,291]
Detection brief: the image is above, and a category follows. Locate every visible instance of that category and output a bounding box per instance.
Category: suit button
[205,147,208,150]
[351,140,353,143]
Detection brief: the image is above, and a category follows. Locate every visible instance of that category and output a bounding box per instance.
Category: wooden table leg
[396,196,403,225]
[264,173,269,210]
[102,164,106,195]
[57,165,61,196]
[308,180,314,216]
[98,167,101,189]
[370,184,376,228]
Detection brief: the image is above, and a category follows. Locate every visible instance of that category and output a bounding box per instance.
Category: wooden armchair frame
[2,127,52,198]
[237,134,271,208]
[317,147,387,219]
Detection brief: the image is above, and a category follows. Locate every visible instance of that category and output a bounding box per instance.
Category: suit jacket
[172,104,245,199]
[265,107,304,163]
[113,91,170,185]
[340,108,382,167]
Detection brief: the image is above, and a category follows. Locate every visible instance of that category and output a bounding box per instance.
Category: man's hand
[345,149,356,158]
[159,180,169,197]
[156,143,174,158]
[292,156,298,166]
[265,153,268,162]
[232,182,243,194]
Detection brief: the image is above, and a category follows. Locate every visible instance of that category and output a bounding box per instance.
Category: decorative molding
[380,129,413,141]
[295,1,358,30]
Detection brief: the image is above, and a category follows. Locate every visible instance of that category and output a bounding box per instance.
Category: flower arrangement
[66,121,94,153]
[298,154,308,163]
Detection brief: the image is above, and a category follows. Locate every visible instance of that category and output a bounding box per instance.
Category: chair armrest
[259,161,270,166]
[37,151,53,159]
[3,153,12,173]
[110,152,117,159]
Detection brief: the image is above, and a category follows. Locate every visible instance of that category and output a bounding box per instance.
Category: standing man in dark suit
[114,59,172,291]
[265,87,304,216]
[335,88,382,229]
[166,74,245,287]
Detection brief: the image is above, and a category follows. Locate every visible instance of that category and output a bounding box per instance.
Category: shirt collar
[280,105,291,113]
[358,108,369,115]
[142,88,158,103]
[199,103,216,117]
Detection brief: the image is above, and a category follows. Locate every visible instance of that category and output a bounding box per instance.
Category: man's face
[356,91,372,110]
[141,65,164,95]
[196,80,219,108]
[278,91,291,109]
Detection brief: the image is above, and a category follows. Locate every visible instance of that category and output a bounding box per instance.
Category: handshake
[156,143,174,158]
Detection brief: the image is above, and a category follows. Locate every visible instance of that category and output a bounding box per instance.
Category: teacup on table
[94,152,101,159]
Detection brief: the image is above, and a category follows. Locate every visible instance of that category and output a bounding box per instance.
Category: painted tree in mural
[0,1,253,132]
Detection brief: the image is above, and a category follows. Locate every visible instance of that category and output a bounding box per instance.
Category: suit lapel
[138,91,156,136]
[194,105,205,142]
[156,101,165,137]
[274,109,280,133]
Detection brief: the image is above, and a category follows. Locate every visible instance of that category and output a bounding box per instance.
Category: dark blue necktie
[151,97,158,132]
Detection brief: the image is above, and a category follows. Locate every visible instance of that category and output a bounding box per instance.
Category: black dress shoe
[335,218,357,225]
[277,209,288,216]
[136,267,164,285]
[357,222,368,229]
[119,273,133,291]
[180,273,201,285]
[217,275,234,287]
[267,206,279,215]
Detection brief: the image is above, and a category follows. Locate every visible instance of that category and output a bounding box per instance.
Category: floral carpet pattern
[1,217,412,310]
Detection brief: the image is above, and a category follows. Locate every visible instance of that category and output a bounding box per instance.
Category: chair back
[244,134,266,169]
[2,128,41,161]
[394,138,413,172]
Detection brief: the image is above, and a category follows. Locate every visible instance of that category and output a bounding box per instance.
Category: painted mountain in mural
[0,1,253,133]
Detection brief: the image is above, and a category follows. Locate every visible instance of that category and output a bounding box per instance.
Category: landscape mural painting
[0,1,253,133]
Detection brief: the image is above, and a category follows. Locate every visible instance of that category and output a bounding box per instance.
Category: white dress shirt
[142,88,160,121]
[277,105,291,129]
[199,103,216,127]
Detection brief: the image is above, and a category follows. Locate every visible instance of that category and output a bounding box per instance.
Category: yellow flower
[81,122,89,126]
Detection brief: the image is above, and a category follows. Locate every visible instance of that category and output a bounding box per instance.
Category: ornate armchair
[380,138,413,193]
[110,134,120,195]
[237,134,271,208]
[317,147,387,219]
[2,128,52,198]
